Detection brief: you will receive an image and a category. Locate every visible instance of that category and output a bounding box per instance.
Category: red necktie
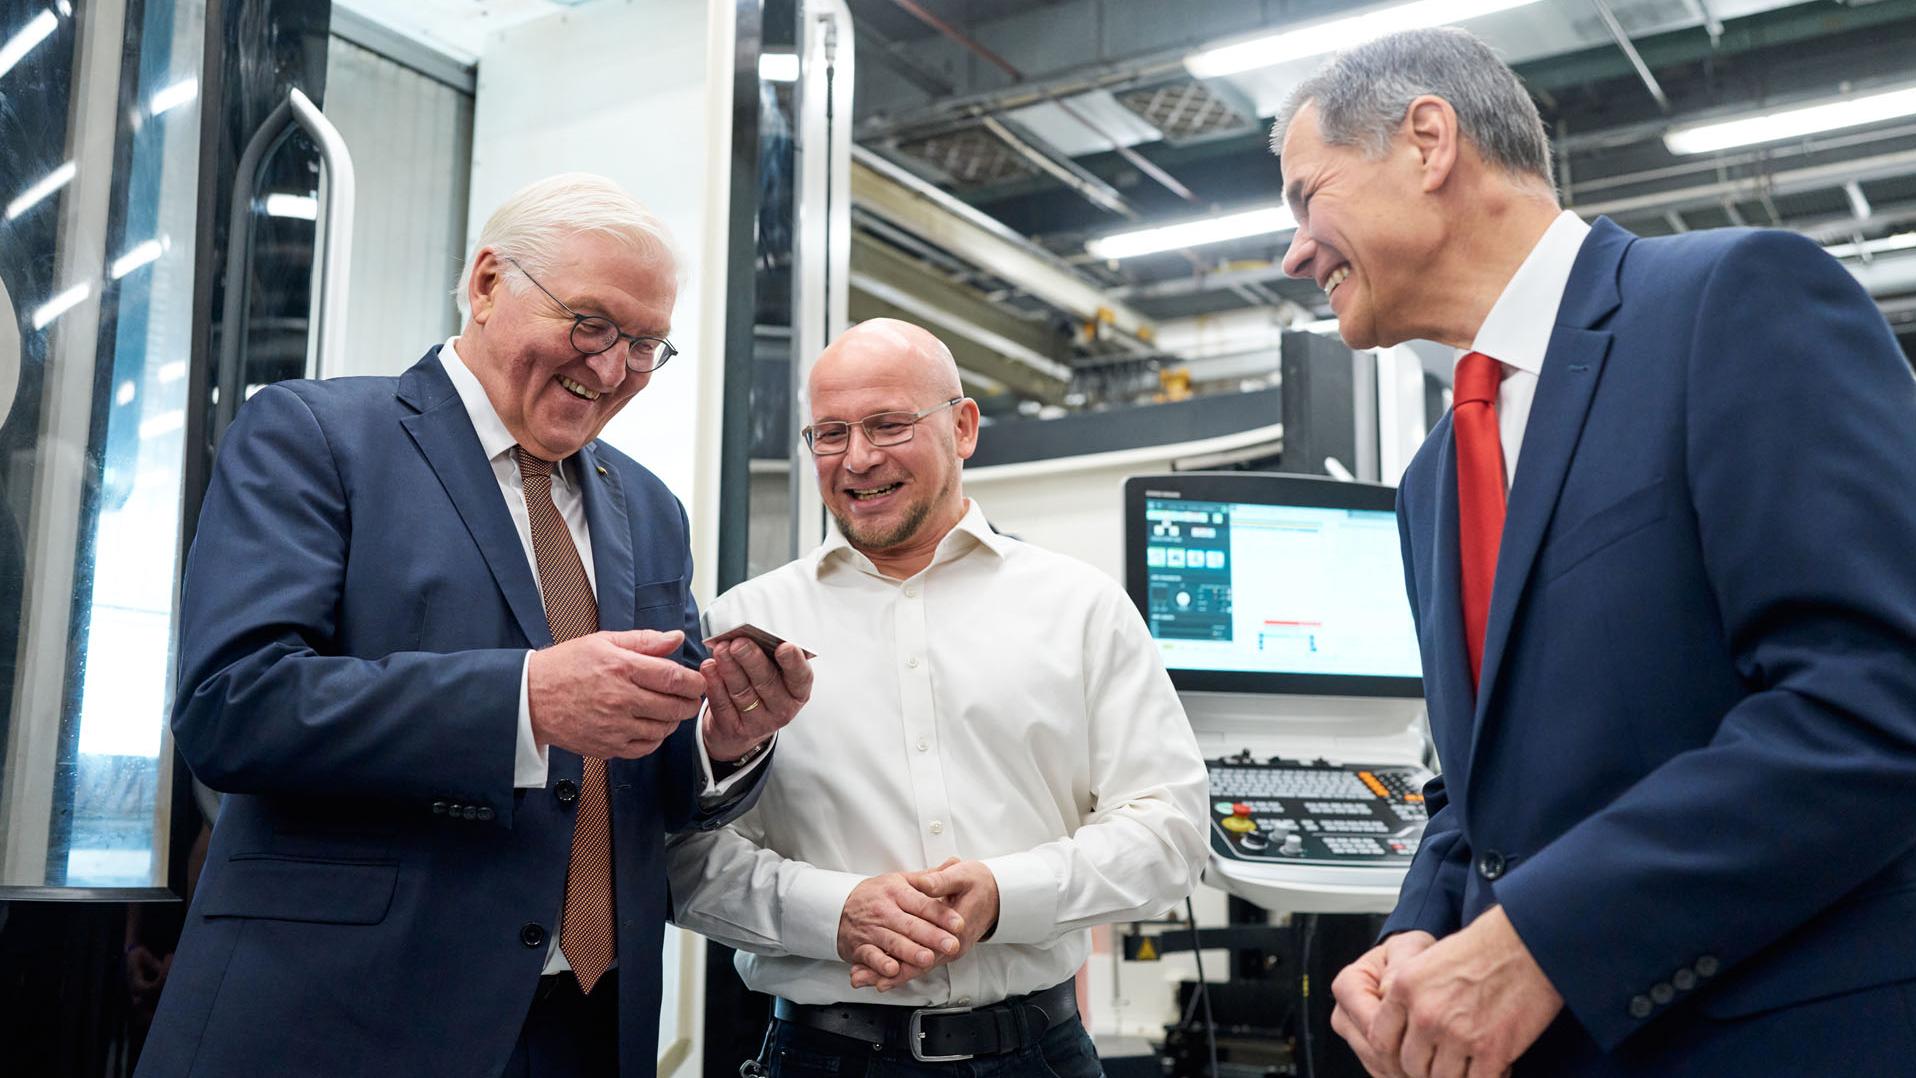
[516,448,615,994]
[1453,352,1507,692]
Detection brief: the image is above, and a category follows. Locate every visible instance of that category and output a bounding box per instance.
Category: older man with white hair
[140,173,808,1078]
[669,318,1209,1077]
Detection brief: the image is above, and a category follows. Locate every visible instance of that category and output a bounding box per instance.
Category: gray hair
[456,172,682,316]
[1270,27,1554,188]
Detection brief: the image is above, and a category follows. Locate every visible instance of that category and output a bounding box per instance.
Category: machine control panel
[1207,753,1432,867]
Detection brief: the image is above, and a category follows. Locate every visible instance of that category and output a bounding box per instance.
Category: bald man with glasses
[668,318,1209,1077]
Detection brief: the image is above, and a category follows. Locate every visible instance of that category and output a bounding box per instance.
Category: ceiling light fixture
[110,238,165,279]
[1087,205,1297,261]
[759,52,798,83]
[263,193,318,220]
[5,159,75,220]
[0,9,58,83]
[148,76,198,117]
[32,280,91,330]
[1823,231,1916,261]
[1184,0,1545,80]
[1664,86,1916,155]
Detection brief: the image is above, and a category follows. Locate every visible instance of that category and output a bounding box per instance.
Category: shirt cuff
[979,850,1059,946]
[695,709,774,802]
[780,867,865,962]
[513,652,550,789]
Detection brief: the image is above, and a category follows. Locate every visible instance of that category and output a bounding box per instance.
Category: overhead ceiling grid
[843,0,1916,409]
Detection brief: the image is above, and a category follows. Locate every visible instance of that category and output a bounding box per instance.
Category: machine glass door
[0,0,210,894]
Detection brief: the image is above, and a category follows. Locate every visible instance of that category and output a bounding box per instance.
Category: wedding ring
[738,698,764,713]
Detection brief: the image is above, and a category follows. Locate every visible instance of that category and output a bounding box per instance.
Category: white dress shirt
[1467,209,1592,488]
[666,500,1210,1007]
[438,338,760,974]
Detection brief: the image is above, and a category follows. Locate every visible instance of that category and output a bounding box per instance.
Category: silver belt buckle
[909,1004,976,1063]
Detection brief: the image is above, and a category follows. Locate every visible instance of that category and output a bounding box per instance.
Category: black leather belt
[772,980,1078,1063]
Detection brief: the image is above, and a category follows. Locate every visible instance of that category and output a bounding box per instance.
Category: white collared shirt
[666,500,1210,1007]
[438,337,759,974]
[1467,209,1592,488]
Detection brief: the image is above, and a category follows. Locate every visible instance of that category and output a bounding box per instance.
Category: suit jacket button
[1476,850,1506,880]
[1695,955,1719,978]
[462,805,478,820]
[1673,969,1697,992]
[432,800,448,815]
[1650,982,1675,1005]
[555,780,579,805]
[521,923,546,948]
[1628,995,1653,1019]
[476,806,495,822]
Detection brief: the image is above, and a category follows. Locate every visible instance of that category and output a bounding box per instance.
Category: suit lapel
[397,350,553,649]
[577,443,636,632]
[1469,219,1631,748]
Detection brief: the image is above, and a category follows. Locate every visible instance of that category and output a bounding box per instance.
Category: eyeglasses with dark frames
[801,398,965,456]
[506,257,678,374]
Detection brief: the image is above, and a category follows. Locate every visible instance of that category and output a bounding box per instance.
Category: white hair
[455,172,682,316]
[1270,27,1555,188]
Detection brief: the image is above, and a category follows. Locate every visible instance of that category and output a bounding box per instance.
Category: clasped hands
[527,629,812,762]
[1330,906,1562,1078]
[836,859,1000,991]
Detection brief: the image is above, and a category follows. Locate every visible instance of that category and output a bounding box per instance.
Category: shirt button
[956,997,971,1007]
[904,586,918,598]
[917,737,929,752]
[1650,982,1675,1005]
[1695,955,1720,978]
[929,821,944,835]
[1628,994,1653,1019]
[906,657,919,669]
[1673,968,1697,992]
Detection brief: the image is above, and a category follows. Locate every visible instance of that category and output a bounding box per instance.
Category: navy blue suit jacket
[1386,219,1916,1071]
[140,350,757,1077]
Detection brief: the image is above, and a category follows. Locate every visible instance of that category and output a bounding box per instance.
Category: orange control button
[1357,771,1389,798]
[1405,794,1425,803]
[1232,802,1252,817]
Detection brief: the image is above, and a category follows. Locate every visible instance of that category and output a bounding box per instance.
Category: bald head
[809,318,962,403]
[804,318,980,577]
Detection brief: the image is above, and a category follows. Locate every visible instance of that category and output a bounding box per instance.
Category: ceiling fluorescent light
[1823,231,1916,261]
[263,193,317,220]
[1665,86,1916,155]
[759,52,798,83]
[1185,0,1544,80]
[110,238,164,279]
[148,76,198,117]
[1087,205,1296,261]
[32,280,91,330]
[5,159,75,220]
[0,10,58,83]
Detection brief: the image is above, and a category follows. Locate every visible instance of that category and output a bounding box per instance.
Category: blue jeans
[757,1014,1105,1077]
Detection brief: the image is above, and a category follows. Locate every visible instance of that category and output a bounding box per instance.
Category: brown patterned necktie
[516,447,615,994]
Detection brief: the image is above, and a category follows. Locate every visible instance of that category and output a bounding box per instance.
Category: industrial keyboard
[1207,754,1432,867]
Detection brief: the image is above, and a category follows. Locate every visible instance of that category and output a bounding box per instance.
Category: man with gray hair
[141,173,809,1077]
[668,318,1208,1076]
[1273,26,1916,1078]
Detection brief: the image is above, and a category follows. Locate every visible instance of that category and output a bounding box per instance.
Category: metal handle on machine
[288,87,355,382]
[214,87,354,439]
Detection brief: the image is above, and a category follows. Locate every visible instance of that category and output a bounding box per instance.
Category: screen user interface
[1143,498,1420,678]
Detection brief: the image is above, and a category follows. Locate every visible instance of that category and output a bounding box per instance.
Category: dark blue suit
[1386,219,1916,1073]
[140,349,755,1077]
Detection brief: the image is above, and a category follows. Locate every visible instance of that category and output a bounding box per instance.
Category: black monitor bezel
[1124,471,1423,699]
